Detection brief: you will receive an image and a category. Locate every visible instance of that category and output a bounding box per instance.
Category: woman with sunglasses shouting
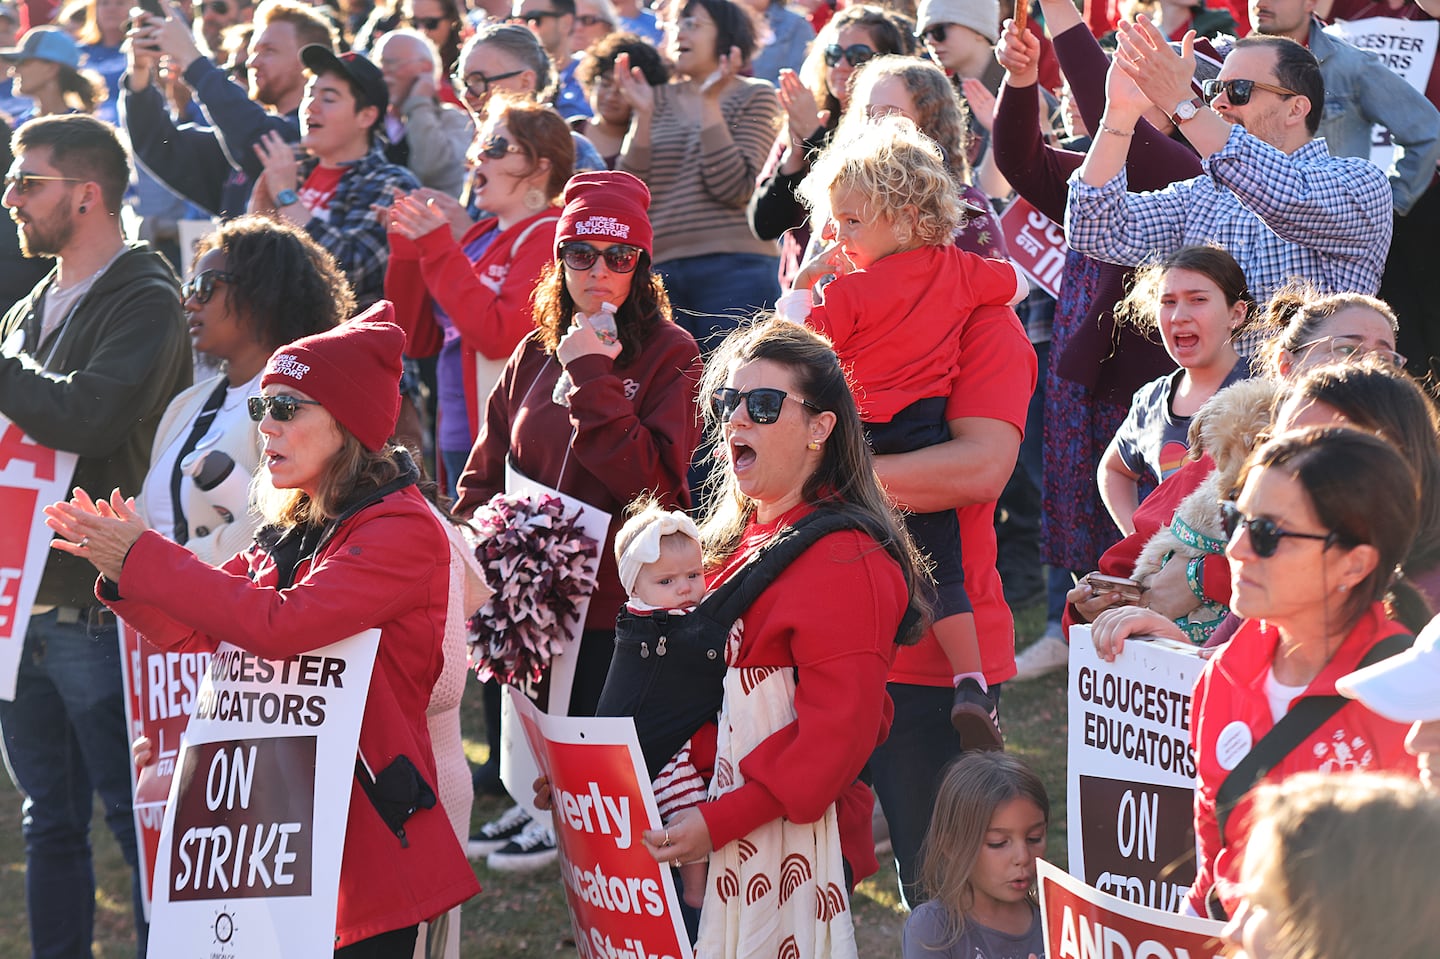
[1093,427,1427,919]
[453,171,701,871]
[385,94,573,494]
[137,215,352,565]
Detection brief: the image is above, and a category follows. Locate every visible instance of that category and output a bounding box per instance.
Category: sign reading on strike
[999,196,1068,299]
[1067,626,1204,911]
[0,416,78,700]
[507,688,692,959]
[147,630,379,958]
[1038,860,1226,959]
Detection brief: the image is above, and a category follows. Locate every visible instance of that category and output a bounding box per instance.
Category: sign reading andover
[0,415,77,699]
[1038,860,1226,959]
[147,630,379,958]
[1067,626,1204,911]
[507,688,692,959]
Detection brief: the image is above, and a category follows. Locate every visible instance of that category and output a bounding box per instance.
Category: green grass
[0,602,1068,958]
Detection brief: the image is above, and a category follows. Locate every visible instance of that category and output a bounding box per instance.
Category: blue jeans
[0,610,147,959]
[655,253,781,358]
[869,681,1002,907]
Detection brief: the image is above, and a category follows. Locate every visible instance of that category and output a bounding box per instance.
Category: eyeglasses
[511,10,563,25]
[710,387,822,425]
[3,172,83,195]
[1220,500,1337,558]
[574,14,611,26]
[560,243,641,273]
[824,43,875,68]
[916,23,949,43]
[451,69,524,97]
[475,134,525,160]
[247,394,323,422]
[406,14,446,29]
[1293,333,1405,369]
[193,0,230,14]
[1202,78,1300,106]
[182,269,240,304]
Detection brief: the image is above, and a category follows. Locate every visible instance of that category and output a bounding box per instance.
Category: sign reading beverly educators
[1067,626,1204,911]
[999,197,1068,299]
[507,688,692,959]
[0,415,77,700]
[1038,860,1226,959]
[1324,18,1439,172]
[146,630,379,959]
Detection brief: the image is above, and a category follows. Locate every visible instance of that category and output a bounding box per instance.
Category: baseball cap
[0,25,81,68]
[300,44,389,117]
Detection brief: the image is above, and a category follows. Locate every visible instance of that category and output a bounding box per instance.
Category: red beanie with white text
[554,171,654,258]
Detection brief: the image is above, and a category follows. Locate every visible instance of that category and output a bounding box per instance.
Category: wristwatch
[1171,96,1206,125]
[275,188,300,207]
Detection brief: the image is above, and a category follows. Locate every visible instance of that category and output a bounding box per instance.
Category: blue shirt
[1065,124,1393,309]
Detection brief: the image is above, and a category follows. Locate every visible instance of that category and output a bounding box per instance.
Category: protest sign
[1068,626,1205,911]
[146,630,379,958]
[0,415,77,699]
[507,688,692,959]
[1324,18,1439,171]
[1038,860,1227,959]
[999,197,1068,299]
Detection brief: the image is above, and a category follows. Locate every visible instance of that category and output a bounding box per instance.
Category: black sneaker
[951,678,1004,751]
[466,804,530,860]
[486,816,558,872]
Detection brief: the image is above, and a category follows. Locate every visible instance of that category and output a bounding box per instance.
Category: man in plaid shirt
[1065,25,1392,308]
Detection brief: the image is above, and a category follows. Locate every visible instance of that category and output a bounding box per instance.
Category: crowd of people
[5,0,1440,955]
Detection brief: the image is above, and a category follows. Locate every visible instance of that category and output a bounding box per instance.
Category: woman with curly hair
[572,31,668,167]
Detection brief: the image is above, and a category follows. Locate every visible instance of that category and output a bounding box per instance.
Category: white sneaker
[1013,632,1069,681]
[467,804,531,860]
[487,815,557,872]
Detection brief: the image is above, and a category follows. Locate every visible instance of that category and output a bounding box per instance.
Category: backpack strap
[1214,630,1414,844]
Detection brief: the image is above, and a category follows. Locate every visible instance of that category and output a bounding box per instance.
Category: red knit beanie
[554,171,654,258]
[260,301,405,451]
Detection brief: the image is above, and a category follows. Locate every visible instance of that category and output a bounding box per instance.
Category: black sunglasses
[475,134,525,160]
[247,394,323,423]
[4,171,83,195]
[560,243,641,273]
[916,23,948,43]
[182,269,239,304]
[406,14,446,28]
[452,68,524,97]
[1220,501,1337,558]
[1202,78,1300,106]
[824,43,875,68]
[574,14,610,26]
[710,387,822,425]
[511,10,563,24]
[194,0,230,14]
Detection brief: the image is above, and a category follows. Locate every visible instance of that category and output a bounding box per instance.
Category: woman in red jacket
[45,307,480,957]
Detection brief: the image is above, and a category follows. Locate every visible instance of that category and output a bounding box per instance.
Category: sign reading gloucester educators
[507,688,692,959]
[0,414,77,700]
[1067,626,1204,912]
[146,630,379,959]
[1038,860,1226,959]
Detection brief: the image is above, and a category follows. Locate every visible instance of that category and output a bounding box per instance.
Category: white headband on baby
[617,510,701,596]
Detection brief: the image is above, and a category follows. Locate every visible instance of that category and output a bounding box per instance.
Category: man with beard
[1066,26,1393,308]
[0,114,189,959]
[121,0,336,218]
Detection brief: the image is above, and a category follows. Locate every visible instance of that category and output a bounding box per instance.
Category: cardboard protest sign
[1324,18,1439,172]
[999,196,1068,299]
[507,688,692,959]
[1068,626,1205,911]
[146,630,379,958]
[1038,860,1226,959]
[0,415,78,699]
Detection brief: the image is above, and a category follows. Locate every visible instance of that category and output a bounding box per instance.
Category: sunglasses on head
[194,0,230,14]
[475,134,525,159]
[3,171,82,195]
[1220,500,1338,558]
[406,14,445,28]
[1202,77,1300,106]
[824,43,875,68]
[452,68,523,97]
[182,269,239,304]
[247,394,322,423]
[916,23,949,43]
[560,243,641,273]
[710,387,822,425]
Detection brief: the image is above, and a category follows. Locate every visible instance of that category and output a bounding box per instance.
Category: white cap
[1336,611,1440,723]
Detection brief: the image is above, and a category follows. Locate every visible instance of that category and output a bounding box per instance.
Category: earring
[78,205,87,214]
[523,187,546,212]
[807,440,820,451]
[1338,583,1349,593]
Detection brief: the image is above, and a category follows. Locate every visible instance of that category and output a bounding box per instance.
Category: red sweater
[889,304,1037,687]
[695,503,907,885]
[101,485,480,948]
[453,323,703,629]
[385,210,558,436]
[1188,603,1417,916]
[810,245,1024,423]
